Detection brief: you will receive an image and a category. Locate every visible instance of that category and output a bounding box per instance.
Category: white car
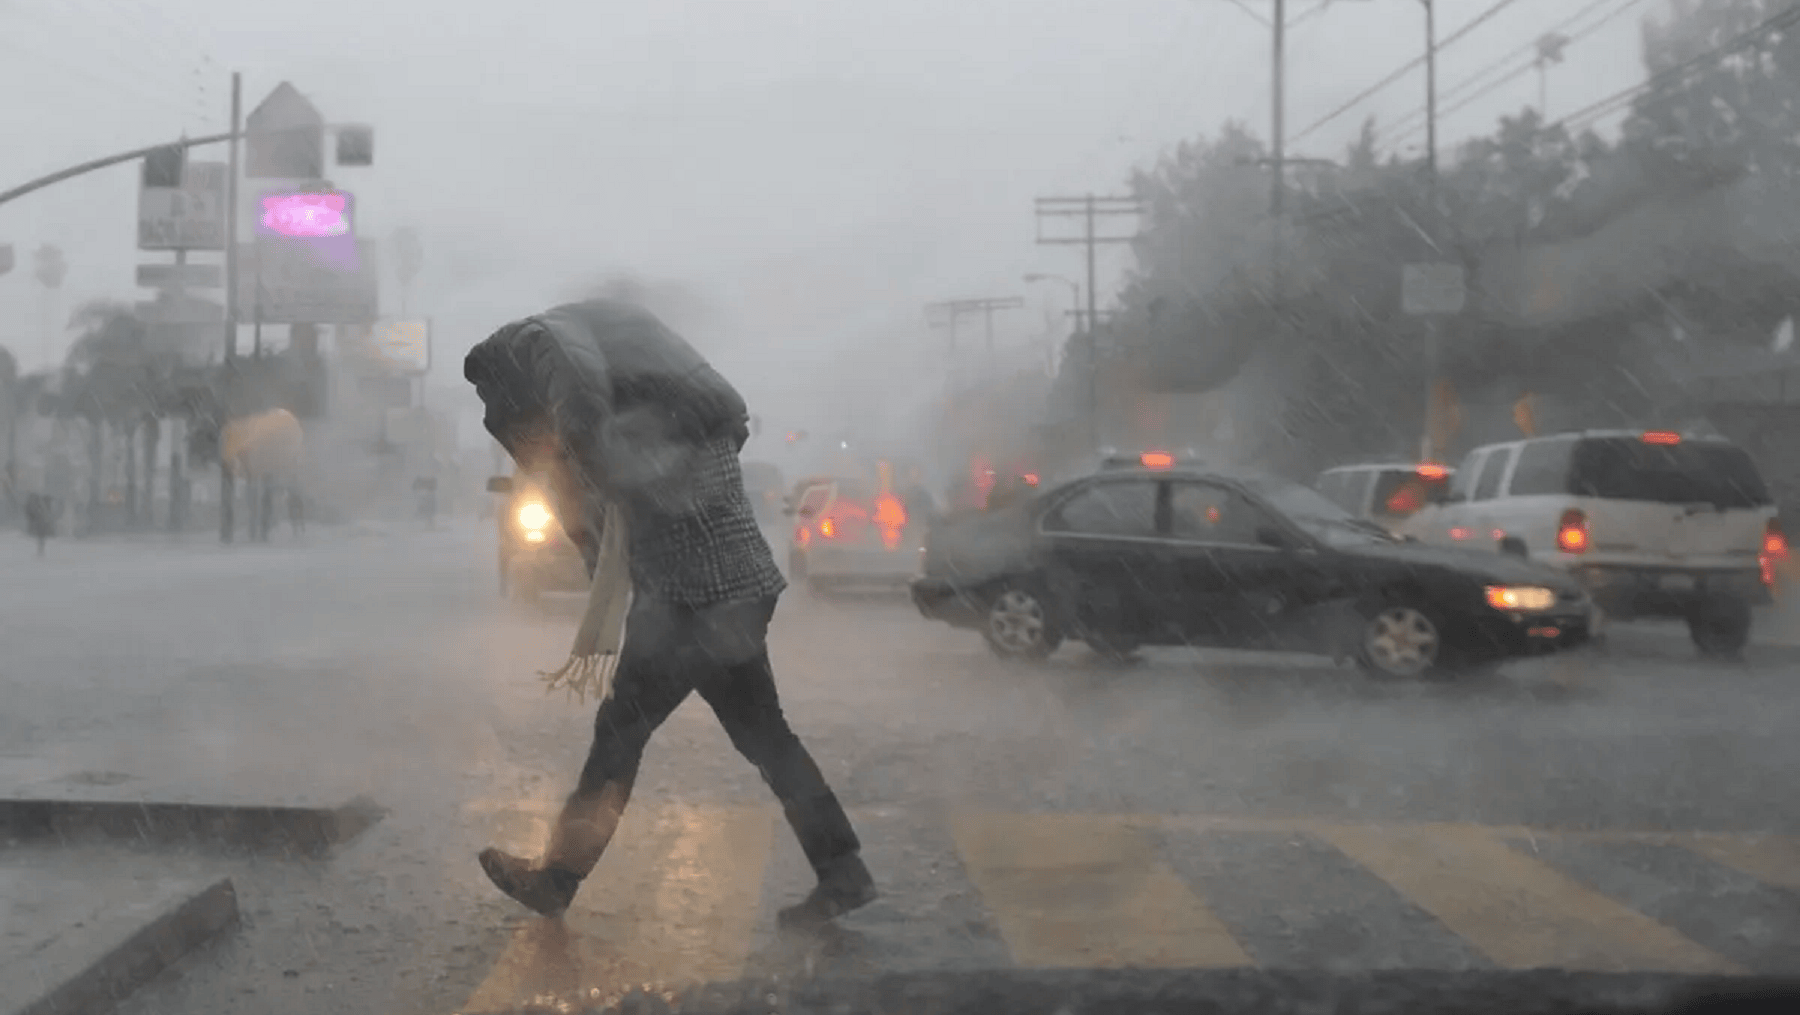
[1398,429,1785,656]
[1315,462,1455,535]
[786,475,925,595]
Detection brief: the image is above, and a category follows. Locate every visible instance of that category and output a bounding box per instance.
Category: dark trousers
[545,594,861,882]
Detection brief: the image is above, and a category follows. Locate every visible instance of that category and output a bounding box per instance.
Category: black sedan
[910,463,1595,678]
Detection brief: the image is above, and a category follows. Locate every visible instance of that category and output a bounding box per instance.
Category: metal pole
[1085,194,1100,449]
[220,71,241,545]
[1272,0,1285,221]
[1424,0,1438,220]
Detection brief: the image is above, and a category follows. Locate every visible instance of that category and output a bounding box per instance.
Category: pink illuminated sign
[258,192,351,238]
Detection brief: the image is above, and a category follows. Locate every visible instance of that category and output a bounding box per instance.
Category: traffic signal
[336,125,373,167]
[143,144,185,188]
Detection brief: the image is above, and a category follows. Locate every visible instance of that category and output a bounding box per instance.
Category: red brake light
[874,493,907,550]
[1556,508,1589,554]
[1449,526,1473,541]
[1761,518,1787,586]
[1642,431,1681,445]
[1023,473,1040,486]
[1141,451,1174,470]
[820,517,837,539]
[1417,463,1449,480]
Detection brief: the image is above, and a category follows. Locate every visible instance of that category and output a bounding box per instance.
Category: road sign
[139,161,227,251]
[1402,262,1466,316]
[246,82,325,180]
[368,320,430,374]
[237,238,379,324]
[137,263,223,289]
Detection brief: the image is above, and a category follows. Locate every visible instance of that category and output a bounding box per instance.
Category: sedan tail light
[1556,508,1589,554]
[1761,517,1787,586]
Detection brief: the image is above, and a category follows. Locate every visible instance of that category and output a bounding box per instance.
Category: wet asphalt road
[3,519,1799,1014]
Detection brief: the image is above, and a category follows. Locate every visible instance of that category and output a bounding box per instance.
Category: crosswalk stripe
[1673,833,1800,892]
[1318,823,1744,974]
[458,802,775,1014]
[947,811,1252,969]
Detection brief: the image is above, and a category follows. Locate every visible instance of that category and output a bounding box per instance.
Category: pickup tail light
[819,517,837,539]
[1556,508,1589,554]
[1761,517,1787,586]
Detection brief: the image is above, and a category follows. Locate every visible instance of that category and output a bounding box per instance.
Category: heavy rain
[2,2,1800,1014]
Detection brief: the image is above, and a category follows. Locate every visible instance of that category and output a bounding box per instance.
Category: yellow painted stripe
[1320,823,1742,974]
[948,811,1250,969]
[459,802,775,1015]
[1679,833,1800,891]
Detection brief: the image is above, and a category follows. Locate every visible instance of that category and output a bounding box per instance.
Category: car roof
[1321,462,1455,475]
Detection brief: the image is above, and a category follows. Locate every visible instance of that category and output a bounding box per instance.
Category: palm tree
[61,302,157,529]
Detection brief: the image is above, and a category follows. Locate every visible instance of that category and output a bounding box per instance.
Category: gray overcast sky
[0,0,1669,437]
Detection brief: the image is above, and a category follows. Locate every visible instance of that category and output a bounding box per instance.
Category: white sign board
[369,321,430,374]
[238,238,379,324]
[138,162,228,251]
[1402,262,1466,316]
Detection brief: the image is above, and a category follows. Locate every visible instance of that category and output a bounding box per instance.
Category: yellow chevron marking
[1675,833,1800,891]
[948,811,1250,969]
[458,802,775,1014]
[1320,823,1743,974]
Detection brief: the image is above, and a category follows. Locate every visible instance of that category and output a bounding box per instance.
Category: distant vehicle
[485,472,590,605]
[911,452,1594,679]
[1315,462,1455,535]
[741,460,786,524]
[1399,429,1785,656]
[786,473,922,596]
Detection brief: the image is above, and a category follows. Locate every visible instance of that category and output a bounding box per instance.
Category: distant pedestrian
[24,493,53,556]
[464,298,874,929]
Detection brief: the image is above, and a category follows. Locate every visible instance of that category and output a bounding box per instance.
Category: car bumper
[1569,564,1769,618]
[507,548,589,591]
[1466,608,1594,658]
[806,544,923,584]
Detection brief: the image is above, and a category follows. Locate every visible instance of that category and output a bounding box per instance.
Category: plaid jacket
[620,433,787,606]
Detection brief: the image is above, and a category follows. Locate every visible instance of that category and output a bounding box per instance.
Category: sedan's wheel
[984,587,1062,661]
[1359,605,1442,679]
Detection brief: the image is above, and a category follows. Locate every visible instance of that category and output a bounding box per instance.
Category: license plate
[1660,574,1696,592]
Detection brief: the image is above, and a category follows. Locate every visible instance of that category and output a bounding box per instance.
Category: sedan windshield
[1244,477,1399,546]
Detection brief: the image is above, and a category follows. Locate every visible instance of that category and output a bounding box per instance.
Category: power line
[1287,0,1528,147]
[1378,0,1652,148]
[1552,0,1800,136]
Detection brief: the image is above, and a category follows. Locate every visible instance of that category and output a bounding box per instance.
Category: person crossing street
[463,298,876,930]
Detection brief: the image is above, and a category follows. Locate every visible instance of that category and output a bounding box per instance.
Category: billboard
[238,238,379,324]
[138,161,228,251]
[368,321,430,374]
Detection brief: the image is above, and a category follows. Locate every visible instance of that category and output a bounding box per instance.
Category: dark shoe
[478,847,580,917]
[778,853,877,930]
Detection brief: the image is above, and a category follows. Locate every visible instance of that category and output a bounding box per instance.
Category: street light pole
[221,71,242,545]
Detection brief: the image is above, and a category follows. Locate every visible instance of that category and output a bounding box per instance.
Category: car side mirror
[797,506,817,518]
[1256,525,1294,550]
[486,476,513,494]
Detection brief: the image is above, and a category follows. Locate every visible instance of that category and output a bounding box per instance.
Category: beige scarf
[537,499,633,705]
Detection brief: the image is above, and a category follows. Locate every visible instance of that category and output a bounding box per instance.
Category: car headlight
[516,501,553,532]
[1485,585,1557,612]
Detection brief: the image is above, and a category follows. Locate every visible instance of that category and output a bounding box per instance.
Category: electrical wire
[1375,0,1645,146]
[1286,0,1529,147]
[1551,0,1800,136]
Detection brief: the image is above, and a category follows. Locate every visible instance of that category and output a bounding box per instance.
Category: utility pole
[1423,0,1437,222]
[924,296,1026,375]
[1034,195,1142,450]
[221,71,241,545]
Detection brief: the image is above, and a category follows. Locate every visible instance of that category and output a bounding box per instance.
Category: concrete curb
[488,970,1800,1015]
[0,796,385,858]
[9,877,238,1015]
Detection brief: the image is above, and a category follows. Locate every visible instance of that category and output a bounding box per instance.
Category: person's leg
[694,598,874,928]
[479,598,703,916]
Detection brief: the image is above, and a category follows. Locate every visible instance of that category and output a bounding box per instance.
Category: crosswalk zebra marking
[459,802,774,1014]
[1317,823,1744,974]
[947,811,1251,969]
